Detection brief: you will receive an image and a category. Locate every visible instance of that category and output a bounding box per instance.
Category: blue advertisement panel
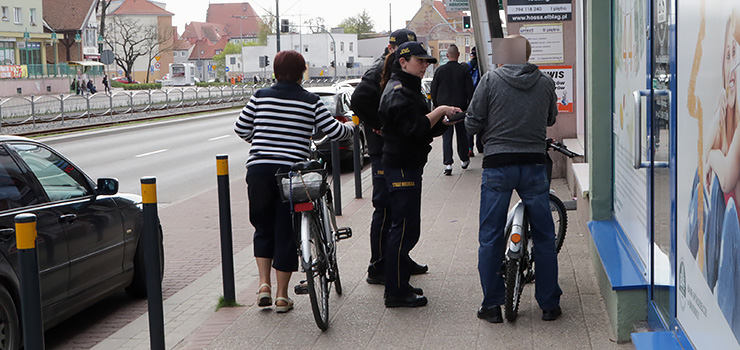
[677,0,740,348]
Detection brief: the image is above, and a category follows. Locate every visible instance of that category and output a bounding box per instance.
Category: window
[304,45,308,53]
[230,57,235,65]
[340,42,344,52]
[1,7,8,21]
[465,36,469,46]
[29,8,36,25]
[349,42,353,52]
[14,7,21,24]
[0,148,40,210]
[8,143,91,202]
[0,42,15,65]
[330,43,334,52]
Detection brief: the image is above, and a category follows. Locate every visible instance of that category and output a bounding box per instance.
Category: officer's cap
[389,29,417,45]
[395,41,437,64]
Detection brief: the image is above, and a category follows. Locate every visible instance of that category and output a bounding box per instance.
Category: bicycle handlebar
[546,138,582,158]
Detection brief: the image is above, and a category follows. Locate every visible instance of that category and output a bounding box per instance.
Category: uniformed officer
[352,29,430,286]
[377,41,462,307]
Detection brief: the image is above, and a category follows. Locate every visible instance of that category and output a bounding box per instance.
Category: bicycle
[502,138,581,321]
[276,136,352,330]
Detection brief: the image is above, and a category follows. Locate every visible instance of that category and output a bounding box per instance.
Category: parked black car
[306,86,368,168]
[0,136,162,349]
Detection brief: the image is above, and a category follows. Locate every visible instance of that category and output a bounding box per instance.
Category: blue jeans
[478,164,562,310]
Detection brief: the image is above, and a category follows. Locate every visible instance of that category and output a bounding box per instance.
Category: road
[39,108,369,349]
[41,109,250,206]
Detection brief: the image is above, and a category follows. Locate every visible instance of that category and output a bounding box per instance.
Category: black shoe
[477,305,503,323]
[407,260,428,275]
[408,285,423,295]
[366,273,385,285]
[385,292,428,308]
[542,307,562,321]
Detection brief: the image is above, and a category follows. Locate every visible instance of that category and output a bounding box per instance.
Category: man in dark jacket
[431,44,475,175]
[351,29,429,285]
[466,35,562,323]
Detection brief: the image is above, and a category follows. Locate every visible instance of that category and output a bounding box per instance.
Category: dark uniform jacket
[378,69,447,168]
[351,55,386,156]
[430,60,475,110]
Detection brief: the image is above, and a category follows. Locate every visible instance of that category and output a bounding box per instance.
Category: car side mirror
[97,178,119,195]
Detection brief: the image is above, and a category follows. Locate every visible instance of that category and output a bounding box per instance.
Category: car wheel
[125,226,165,298]
[0,286,19,350]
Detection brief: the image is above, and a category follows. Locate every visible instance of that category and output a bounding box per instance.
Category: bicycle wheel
[504,257,525,321]
[323,189,343,295]
[302,211,330,330]
[549,193,568,253]
[330,252,342,295]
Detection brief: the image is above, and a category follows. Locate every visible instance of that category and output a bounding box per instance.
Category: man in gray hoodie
[465,35,562,323]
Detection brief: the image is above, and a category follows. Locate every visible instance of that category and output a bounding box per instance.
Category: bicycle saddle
[290,160,322,172]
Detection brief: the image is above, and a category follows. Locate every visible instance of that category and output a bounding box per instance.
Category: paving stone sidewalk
[92,139,635,350]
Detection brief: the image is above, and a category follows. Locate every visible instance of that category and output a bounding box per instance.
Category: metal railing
[0,80,343,132]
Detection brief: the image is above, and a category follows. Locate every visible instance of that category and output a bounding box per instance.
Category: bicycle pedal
[335,227,352,240]
[294,281,309,295]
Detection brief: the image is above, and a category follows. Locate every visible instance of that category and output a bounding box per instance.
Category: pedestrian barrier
[141,177,165,350]
[331,140,342,216]
[15,213,45,350]
[216,155,236,304]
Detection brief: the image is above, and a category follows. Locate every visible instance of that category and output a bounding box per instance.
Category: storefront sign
[539,65,573,113]
[677,0,740,348]
[507,0,572,22]
[0,65,26,78]
[519,24,564,63]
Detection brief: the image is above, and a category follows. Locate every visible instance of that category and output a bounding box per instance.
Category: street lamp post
[23,29,30,76]
[75,31,82,61]
[51,32,58,76]
[320,26,337,79]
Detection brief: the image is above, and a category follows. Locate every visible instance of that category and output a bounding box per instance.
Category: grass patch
[215,295,243,311]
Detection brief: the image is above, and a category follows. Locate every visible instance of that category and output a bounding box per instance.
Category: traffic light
[330,61,335,68]
[259,55,265,68]
[280,19,290,33]
[463,16,471,29]
[264,55,270,67]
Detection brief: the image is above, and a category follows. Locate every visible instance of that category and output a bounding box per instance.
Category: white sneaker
[461,160,470,169]
[444,164,452,175]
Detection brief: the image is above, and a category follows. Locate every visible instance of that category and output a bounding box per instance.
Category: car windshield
[318,94,337,115]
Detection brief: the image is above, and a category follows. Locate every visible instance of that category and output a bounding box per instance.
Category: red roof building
[206,2,263,39]
[109,0,173,16]
[181,22,229,44]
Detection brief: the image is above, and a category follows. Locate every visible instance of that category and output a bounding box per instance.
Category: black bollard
[141,177,165,350]
[16,213,44,350]
[331,140,342,216]
[352,128,362,199]
[216,155,236,304]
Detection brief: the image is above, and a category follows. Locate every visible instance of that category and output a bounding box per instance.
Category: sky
[158,0,424,35]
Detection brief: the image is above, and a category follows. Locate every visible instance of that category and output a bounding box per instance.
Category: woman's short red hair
[274,50,306,82]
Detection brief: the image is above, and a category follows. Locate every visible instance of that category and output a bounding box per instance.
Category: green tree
[213,42,259,79]
[338,10,374,39]
[258,12,275,46]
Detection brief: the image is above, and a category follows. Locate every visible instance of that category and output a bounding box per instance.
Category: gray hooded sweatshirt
[465,63,557,158]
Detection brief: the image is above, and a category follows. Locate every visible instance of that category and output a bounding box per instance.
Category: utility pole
[275,0,281,52]
[389,3,392,32]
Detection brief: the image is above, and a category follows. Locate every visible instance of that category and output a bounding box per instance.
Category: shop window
[13,7,21,24]
[0,42,14,65]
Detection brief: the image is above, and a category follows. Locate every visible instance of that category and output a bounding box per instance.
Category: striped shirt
[235,81,354,167]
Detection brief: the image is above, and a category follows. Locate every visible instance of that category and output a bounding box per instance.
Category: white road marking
[208,135,231,141]
[135,149,169,158]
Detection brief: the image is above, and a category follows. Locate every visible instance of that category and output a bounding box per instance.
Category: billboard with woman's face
[678,0,740,347]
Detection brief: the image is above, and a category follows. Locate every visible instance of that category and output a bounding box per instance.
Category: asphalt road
[40,108,251,206]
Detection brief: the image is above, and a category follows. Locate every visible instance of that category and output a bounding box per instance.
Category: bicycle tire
[332,256,342,295]
[323,189,342,295]
[504,258,524,322]
[303,212,330,330]
[549,193,568,253]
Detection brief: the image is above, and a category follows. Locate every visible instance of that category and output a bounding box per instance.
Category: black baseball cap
[389,29,417,45]
[396,41,437,64]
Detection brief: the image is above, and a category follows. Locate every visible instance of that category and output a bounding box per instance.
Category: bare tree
[98,0,113,38]
[304,17,326,33]
[104,17,153,81]
[258,11,275,46]
[144,25,174,83]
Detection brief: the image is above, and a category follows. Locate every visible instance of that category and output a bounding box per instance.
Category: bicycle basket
[276,170,327,203]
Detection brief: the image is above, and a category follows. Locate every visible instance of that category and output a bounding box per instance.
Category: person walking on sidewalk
[378,41,462,308]
[467,46,484,157]
[234,50,354,314]
[466,35,562,323]
[431,44,475,175]
[102,74,111,94]
[351,29,430,286]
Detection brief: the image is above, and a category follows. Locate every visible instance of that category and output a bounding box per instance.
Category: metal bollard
[216,155,236,304]
[352,129,362,199]
[140,177,165,350]
[15,213,44,350]
[331,140,342,216]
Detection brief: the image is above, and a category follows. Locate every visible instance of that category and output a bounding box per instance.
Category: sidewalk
[92,139,634,350]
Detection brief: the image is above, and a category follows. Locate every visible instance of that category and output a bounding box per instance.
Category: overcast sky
[158,0,424,35]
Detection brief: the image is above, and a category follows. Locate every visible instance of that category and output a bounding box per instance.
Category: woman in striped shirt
[235,50,354,313]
